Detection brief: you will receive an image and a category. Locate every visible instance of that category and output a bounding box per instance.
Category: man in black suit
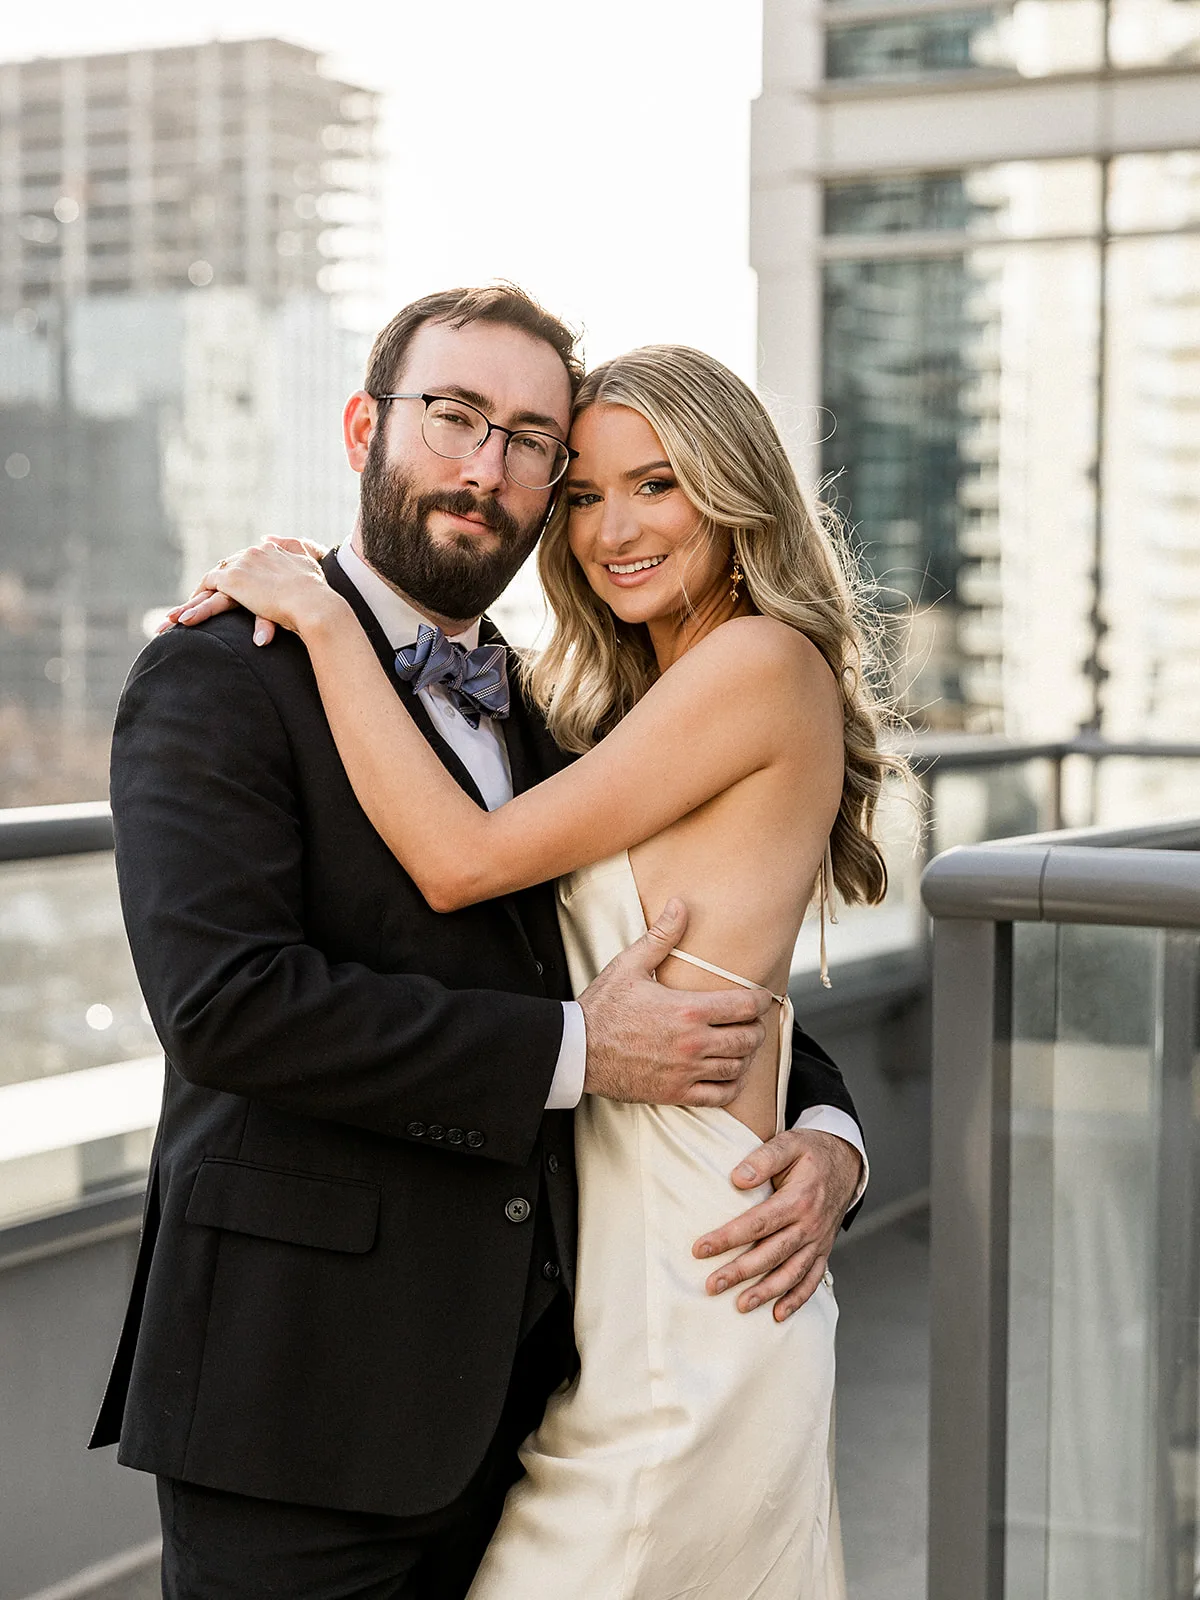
[93,285,866,1598]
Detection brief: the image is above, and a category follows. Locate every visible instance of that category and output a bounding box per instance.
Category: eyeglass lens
[422,397,568,489]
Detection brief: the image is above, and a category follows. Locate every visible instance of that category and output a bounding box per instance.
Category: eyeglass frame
[371,391,578,489]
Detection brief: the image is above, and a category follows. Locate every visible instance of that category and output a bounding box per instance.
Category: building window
[820,151,1200,735]
[824,1,1105,82]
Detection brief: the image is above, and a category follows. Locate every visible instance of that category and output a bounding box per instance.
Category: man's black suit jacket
[91,552,862,1520]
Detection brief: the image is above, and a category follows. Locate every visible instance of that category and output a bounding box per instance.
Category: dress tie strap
[667,947,788,1007]
[818,839,838,990]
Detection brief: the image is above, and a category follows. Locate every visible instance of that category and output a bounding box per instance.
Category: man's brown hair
[364,284,584,408]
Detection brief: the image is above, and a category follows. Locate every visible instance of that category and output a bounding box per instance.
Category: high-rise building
[0,37,379,311]
[0,40,380,804]
[752,0,1200,746]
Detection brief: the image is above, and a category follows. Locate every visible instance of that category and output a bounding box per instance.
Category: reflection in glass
[825,161,1101,239]
[0,854,158,1089]
[821,241,1098,732]
[926,759,1055,853]
[825,2,1104,81]
[1007,923,1200,1598]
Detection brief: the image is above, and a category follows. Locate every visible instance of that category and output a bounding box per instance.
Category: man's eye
[514,433,552,460]
[430,406,476,429]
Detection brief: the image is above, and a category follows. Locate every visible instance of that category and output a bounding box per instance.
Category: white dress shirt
[337,540,868,1192]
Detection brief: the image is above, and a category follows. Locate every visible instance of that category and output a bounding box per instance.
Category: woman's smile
[603,554,670,585]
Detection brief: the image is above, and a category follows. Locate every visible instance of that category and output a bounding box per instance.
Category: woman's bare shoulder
[676,614,839,709]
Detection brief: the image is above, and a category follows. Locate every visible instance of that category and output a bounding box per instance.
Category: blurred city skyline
[1,0,764,377]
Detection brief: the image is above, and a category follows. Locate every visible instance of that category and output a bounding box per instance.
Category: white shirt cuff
[545,1001,587,1111]
[792,1105,869,1206]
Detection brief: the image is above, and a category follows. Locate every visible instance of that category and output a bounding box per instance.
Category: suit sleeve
[785,1017,865,1230]
[110,626,562,1167]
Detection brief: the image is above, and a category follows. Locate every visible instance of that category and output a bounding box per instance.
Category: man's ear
[344,390,377,474]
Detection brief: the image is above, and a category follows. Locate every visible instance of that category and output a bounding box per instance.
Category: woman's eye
[637,478,674,497]
[567,492,600,509]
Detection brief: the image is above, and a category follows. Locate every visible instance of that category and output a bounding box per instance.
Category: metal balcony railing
[922,816,1200,1600]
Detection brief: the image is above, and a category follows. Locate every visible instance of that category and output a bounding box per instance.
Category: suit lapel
[323,551,488,811]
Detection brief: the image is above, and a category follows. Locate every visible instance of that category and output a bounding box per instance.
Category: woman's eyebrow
[623,460,673,481]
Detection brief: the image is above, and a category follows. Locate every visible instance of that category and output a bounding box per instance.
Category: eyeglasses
[374,392,576,491]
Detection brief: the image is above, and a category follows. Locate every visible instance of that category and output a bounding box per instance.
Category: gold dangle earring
[729,553,744,608]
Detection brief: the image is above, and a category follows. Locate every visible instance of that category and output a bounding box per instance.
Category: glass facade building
[752,0,1200,744]
[0,42,378,805]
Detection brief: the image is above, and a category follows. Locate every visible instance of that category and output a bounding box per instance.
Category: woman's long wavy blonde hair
[525,344,901,907]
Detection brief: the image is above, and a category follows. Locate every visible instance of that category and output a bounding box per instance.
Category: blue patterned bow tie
[394,623,510,728]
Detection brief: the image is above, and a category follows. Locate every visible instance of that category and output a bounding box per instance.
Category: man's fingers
[694,1186,805,1260]
[737,1242,823,1313]
[730,1129,807,1190]
[704,1220,813,1295]
[634,898,688,972]
[680,1078,742,1109]
[770,1256,831,1322]
[700,1023,765,1065]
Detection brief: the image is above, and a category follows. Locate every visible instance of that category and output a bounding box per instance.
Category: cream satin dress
[468,851,845,1600]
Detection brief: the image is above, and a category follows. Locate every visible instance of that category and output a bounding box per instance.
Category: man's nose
[459,429,508,494]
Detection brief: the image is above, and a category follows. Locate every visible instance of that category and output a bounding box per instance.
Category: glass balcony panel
[0,854,158,1088]
[824,3,1105,82]
[1007,921,1200,1599]
[791,769,926,974]
[0,855,160,1226]
[927,758,1058,853]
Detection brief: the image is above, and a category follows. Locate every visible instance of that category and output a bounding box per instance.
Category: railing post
[928,917,1012,1600]
[1147,931,1200,1598]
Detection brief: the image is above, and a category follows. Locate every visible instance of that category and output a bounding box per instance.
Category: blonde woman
[180,346,893,1598]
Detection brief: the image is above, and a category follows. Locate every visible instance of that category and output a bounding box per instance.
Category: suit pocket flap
[185,1158,379,1254]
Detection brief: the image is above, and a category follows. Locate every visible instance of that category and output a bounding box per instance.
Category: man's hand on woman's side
[694,1129,862,1321]
[578,898,770,1108]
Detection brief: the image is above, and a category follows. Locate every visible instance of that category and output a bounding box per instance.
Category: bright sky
[4,0,764,377]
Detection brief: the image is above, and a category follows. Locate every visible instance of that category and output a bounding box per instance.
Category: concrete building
[0,37,380,313]
[752,0,1200,745]
[0,39,379,804]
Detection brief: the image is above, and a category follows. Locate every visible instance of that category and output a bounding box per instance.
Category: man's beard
[358,429,545,620]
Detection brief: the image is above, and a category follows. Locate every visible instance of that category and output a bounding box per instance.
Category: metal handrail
[920,812,1200,1600]
[923,823,1200,926]
[0,801,112,862]
[1,736,1196,865]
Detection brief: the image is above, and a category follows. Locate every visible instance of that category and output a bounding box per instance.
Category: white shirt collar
[336,539,481,653]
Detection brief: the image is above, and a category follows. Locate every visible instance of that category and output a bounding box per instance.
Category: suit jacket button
[406,1121,426,1138]
[466,1130,485,1149]
[546,1153,560,1174]
[446,1127,464,1145]
[505,1197,531,1224]
[542,1261,561,1281]
[427,1124,445,1142]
